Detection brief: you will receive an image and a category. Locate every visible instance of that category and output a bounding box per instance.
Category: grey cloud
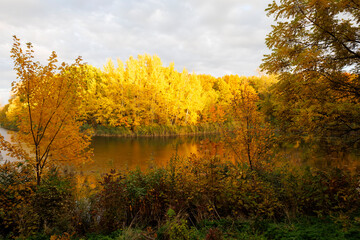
[0,0,274,105]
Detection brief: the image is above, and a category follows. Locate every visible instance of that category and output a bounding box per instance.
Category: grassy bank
[22,217,360,240]
[85,122,236,137]
[0,121,236,138]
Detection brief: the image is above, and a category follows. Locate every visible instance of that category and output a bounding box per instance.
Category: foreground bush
[1,154,360,239]
[0,163,75,238]
[0,162,36,238]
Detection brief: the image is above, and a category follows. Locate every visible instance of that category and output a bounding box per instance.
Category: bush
[89,170,127,234]
[0,162,36,238]
[2,150,360,238]
[33,168,76,235]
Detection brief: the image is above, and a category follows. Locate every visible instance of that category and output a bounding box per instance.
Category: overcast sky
[0,0,274,105]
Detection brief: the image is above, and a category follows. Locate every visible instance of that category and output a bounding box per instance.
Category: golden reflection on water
[1,128,359,177]
[77,136,201,177]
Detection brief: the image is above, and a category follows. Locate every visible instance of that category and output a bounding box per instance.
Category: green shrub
[33,168,76,235]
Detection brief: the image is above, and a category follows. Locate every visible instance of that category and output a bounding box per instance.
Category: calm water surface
[81,135,202,175]
[0,128,204,175]
[0,128,17,162]
[1,128,359,175]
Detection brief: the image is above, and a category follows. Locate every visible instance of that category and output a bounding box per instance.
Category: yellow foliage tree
[1,36,92,185]
[226,82,275,170]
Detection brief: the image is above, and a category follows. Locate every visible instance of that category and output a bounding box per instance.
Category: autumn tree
[225,82,275,170]
[0,52,281,138]
[261,0,360,143]
[0,36,92,185]
[77,54,213,131]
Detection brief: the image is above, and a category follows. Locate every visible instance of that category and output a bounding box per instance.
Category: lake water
[1,128,359,175]
[81,135,203,175]
[0,128,17,162]
[0,128,206,175]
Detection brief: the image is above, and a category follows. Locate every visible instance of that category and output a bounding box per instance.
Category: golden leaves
[7,36,92,184]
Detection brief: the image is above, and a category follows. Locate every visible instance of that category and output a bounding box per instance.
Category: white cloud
[0,0,274,104]
[0,89,12,106]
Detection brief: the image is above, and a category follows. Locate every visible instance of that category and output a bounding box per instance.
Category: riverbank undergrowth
[1,151,360,239]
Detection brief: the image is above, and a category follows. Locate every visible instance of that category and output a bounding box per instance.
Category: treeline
[1,52,358,145]
[0,54,277,136]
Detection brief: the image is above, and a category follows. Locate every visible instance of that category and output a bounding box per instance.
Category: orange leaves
[0,134,30,161]
[7,36,93,185]
[224,82,276,170]
[203,105,226,124]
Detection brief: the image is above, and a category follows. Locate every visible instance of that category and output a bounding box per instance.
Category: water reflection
[281,143,360,171]
[0,128,17,162]
[0,127,359,175]
[78,136,203,176]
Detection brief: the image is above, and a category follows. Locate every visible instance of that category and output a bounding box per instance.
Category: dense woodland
[0,54,277,136]
[1,0,360,239]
